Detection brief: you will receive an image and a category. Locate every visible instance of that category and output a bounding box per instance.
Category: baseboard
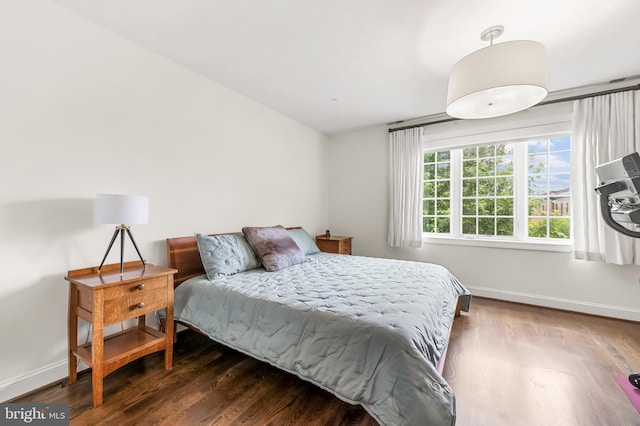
[0,360,68,402]
[467,285,640,322]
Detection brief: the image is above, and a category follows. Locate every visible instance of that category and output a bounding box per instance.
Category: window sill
[422,234,572,252]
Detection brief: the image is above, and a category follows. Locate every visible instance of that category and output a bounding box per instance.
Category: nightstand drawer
[103,276,167,300]
[103,288,168,325]
[339,239,351,254]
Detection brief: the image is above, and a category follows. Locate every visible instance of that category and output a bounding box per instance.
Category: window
[461,144,515,237]
[527,137,571,239]
[423,151,451,233]
[423,135,571,244]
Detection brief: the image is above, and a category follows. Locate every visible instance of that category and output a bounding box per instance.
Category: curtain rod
[388,81,640,133]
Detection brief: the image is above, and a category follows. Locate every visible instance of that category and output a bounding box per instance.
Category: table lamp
[95,193,149,276]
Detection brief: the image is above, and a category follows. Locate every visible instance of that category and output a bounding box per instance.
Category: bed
[164,226,471,426]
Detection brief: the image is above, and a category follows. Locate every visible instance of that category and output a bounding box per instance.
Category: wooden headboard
[166,227,302,287]
[166,235,205,286]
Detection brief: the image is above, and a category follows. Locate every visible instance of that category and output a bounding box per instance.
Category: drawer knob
[136,284,145,290]
[136,302,145,309]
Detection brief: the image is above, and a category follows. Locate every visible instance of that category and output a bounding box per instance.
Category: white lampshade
[95,194,149,225]
[446,40,547,119]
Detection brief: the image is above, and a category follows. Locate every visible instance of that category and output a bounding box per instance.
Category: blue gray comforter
[172,253,470,425]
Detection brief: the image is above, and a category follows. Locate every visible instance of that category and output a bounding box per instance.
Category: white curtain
[571,90,640,264]
[388,127,424,247]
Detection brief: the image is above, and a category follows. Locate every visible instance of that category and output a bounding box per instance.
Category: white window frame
[421,103,573,252]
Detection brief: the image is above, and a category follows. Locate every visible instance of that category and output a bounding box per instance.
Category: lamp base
[98,225,146,276]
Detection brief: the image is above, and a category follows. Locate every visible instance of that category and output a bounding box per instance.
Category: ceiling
[54,0,640,135]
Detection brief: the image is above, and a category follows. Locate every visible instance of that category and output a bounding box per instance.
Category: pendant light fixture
[446,25,547,119]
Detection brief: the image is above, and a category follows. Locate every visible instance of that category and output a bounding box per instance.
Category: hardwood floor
[446,298,640,426]
[13,297,640,425]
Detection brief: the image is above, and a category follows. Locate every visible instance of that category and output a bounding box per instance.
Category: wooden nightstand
[315,235,353,255]
[66,261,177,407]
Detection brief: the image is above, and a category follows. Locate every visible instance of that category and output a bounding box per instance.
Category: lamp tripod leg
[119,227,126,276]
[98,228,120,273]
[126,227,146,270]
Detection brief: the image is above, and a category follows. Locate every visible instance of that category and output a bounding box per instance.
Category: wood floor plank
[12,297,640,425]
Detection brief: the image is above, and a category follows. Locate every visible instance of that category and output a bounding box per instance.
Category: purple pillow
[242,225,306,272]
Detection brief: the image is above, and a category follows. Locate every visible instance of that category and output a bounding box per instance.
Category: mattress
[171,253,470,426]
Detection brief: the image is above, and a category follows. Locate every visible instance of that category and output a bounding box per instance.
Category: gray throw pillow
[195,233,260,279]
[288,228,320,255]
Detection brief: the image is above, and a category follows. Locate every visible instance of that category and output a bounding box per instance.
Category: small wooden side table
[315,235,353,255]
[66,262,177,407]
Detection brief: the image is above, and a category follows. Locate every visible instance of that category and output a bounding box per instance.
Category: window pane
[478,158,495,176]
[436,217,450,233]
[528,139,548,153]
[528,154,548,174]
[462,217,476,234]
[496,157,514,175]
[424,152,435,163]
[437,151,451,161]
[463,147,477,159]
[528,218,548,238]
[529,175,547,196]
[423,199,435,215]
[549,151,571,173]
[478,218,495,235]
[462,199,476,215]
[496,198,513,215]
[424,164,435,180]
[478,198,495,215]
[478,178,495,196]
[550,218,570,238]
[462,179,477,197]
[549,173,570,192]
[550,195,570,216]
[478,146,495,158]
[437,181,450,197]
[497,144,515,156]
[496,177,513,196]
[423,217,435,233]
[424,182,435,198]
[529,196,547,216]
[496,218,513,236]
[436,199,450,215]
[463,160,476,177]
[437,162,450,179]
[550,136,570,151]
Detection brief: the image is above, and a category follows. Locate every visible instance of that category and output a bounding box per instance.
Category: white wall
[0,1,328,400]
[328,125,640,321]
